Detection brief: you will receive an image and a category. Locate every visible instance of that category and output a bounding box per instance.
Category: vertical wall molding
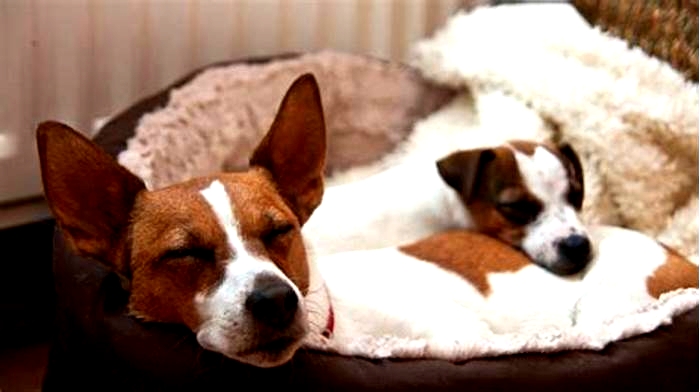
[0,0,467,205]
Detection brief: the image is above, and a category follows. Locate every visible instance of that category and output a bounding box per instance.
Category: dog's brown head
[38,74,328,367]
[437,140,591,275]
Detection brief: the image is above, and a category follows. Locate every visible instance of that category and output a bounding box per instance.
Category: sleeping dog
[316,225,698,351]
[303,138,592,275]
[38,74,333,368]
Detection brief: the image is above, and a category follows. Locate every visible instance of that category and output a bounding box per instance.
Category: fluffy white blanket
[306,291,698,361]
[303,3,699,361]
[407,3,698,262]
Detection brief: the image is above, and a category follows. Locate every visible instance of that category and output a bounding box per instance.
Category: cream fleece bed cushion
[117,51,454,190]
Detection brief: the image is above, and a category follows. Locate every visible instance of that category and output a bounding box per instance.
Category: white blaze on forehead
[194,180,306,361]
[200,180,248,255]
[511,146,568,204]
[510,146,589,269]
[196,180,301,309]
[198,179,296,280]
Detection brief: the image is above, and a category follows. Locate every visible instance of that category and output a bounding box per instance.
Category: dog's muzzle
[246,275,299,328]
[553,234,592,275]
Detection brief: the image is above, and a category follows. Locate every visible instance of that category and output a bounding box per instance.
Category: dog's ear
[436,148,495,201]
[37,121,145,273]
[249,73,327,225]
[556,143,584,210]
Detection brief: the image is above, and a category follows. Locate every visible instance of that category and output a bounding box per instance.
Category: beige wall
[0,0,468,216]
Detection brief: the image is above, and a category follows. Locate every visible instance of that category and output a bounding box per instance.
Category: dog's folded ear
[556,143,584,210]
[37,121,145,273]
[436,148,495,202]
[249,73,327,225]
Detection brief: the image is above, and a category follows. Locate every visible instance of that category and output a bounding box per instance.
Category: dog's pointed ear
[37,121,145,272]
[556,143,584,210]
[249,74,327,225]
[436,148,495,201]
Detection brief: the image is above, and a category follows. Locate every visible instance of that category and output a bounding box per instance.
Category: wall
[0,0,471,227]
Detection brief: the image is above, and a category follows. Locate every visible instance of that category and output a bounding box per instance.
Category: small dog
[318,225,698,345]
[303,139,592,275]
[38,74,333,368]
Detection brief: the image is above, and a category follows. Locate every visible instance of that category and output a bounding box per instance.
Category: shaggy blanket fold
[408,3,699,263]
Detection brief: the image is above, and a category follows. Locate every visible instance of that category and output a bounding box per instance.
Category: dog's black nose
[246,277,298,328]
[555,234,592,275]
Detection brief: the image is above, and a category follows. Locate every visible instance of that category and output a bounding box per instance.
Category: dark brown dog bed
[43,52,699,391]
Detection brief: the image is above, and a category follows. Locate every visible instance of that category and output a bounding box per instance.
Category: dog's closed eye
[496,199,542,225]
[262,223,295,245]
[159,246,217,264]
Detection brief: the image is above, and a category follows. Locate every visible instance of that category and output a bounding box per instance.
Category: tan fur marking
[400,230,531,296]
[127,169,311,329]
[462,147,540,246]
[222,169,311,295]
[37,121,146,274]
[128,176,231,328]
[467,199,528,246]
[646,245,699,299]
[249,74,326,225]
[38,74,325,348]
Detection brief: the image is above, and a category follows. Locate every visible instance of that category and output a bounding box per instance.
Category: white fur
[304,141,589,272]
[306,225,698,360]
[512,146,589,269]
[409,3,698,262]
[195,180,308,365]
[304,92,552,260]
[317,246,493,347]
[303,161,470,256]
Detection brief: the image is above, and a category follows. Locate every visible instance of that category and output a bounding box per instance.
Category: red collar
[322,305,334,338]
[321,288,334,338]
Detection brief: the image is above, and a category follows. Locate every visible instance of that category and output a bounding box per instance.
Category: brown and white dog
[303,138,592,275]
[317,225,698,346]
[38,74,333,368]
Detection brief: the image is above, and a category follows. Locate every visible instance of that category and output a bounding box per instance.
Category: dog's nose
[555,234,592,275]
[246,277,298,328]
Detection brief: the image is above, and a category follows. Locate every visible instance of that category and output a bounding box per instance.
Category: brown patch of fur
[223,170,311,295]
[400,230,531,295]
[128,170,312,330]
[646,244,699,299]
[37,121,145,274]
[467,199,528,246]
[249,74,327,225]
[128,176,230,328]
[459,147,542,246]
